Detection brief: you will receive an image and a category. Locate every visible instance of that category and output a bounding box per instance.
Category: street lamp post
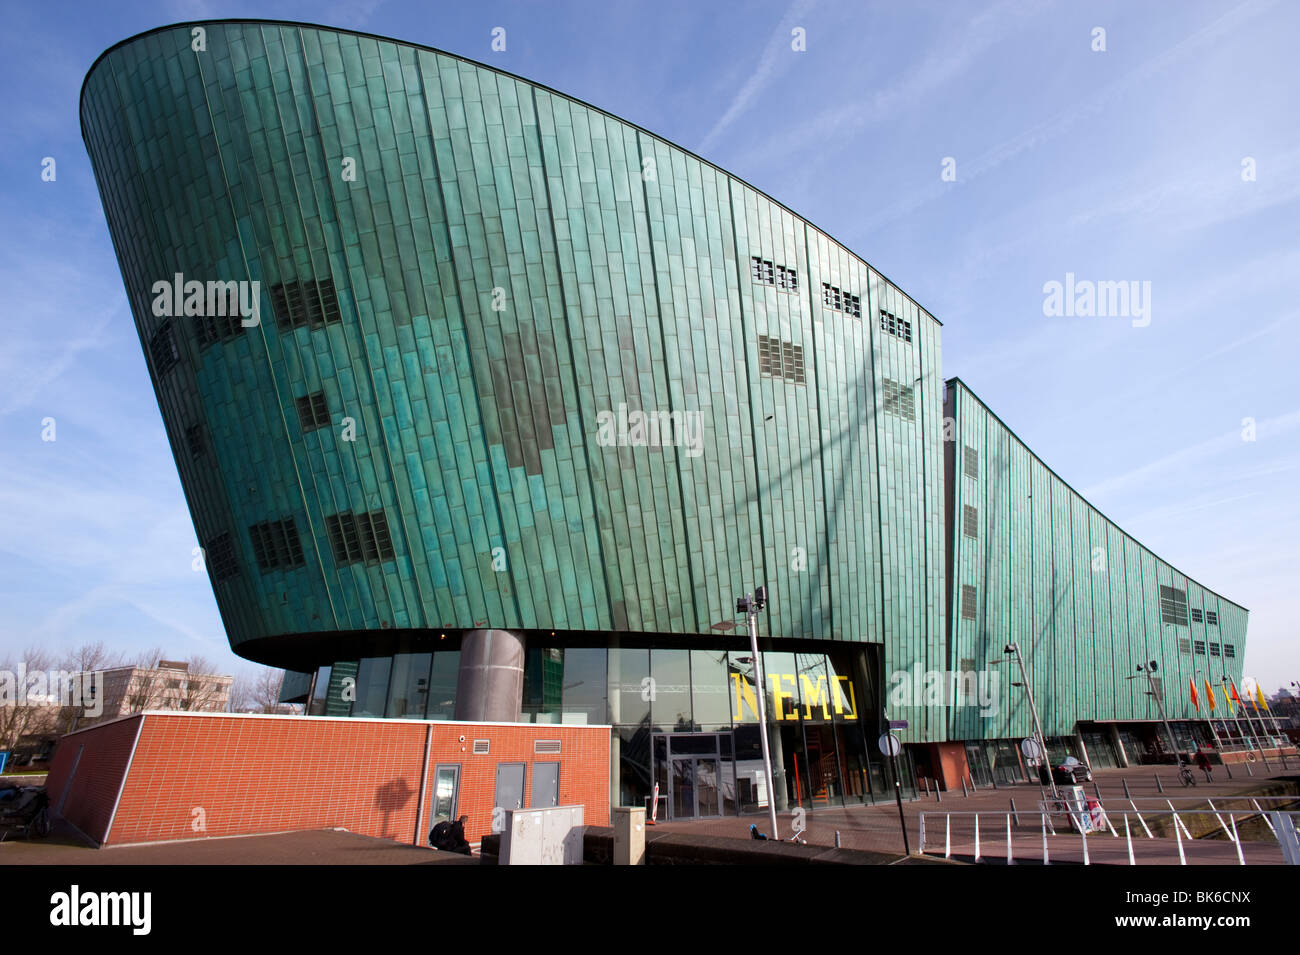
[1001,642,1059,802]
[1130,662,1184,772]
[737,585,780,841]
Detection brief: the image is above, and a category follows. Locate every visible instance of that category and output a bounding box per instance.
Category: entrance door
[670,755,721,818]
[494,763,525,817]
[532,762,560,808]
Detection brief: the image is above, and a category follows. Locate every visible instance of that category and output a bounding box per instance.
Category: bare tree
[0,646,57,757]
[228,669,256,713]
[252,668,288,713]
[176,655,228,712]
[54,641,128,733]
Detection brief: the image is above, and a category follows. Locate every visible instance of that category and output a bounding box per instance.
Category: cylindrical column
[454,629,526,722]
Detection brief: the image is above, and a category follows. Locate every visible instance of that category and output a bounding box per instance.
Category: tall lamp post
[737,585,780,841]
[1129,661,1184,772]
[997,642,1059,802]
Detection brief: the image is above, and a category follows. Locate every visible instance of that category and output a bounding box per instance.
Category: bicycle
[1178,766,1196,788]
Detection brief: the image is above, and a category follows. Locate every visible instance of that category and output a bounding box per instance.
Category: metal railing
[918,806,1300,865]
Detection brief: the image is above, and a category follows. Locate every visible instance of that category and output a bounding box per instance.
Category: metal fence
[918,803,1300,865]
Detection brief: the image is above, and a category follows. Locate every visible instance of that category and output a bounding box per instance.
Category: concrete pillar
[453,629,525,722]
[614,806,646,865]
[1110,723,1130,768]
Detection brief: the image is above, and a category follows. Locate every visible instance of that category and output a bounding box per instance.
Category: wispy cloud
[698,0,820,153]
[858,0,1278,235]
[1080,407,1300,501]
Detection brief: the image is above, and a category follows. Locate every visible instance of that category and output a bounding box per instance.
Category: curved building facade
[82,21,1249,814]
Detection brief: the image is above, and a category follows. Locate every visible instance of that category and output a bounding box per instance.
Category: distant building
[84,661,234,725]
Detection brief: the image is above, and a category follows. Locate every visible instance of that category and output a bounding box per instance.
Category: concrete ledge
[480,827,955,865]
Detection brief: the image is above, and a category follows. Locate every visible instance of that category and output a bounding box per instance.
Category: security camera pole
[738,585,780,841]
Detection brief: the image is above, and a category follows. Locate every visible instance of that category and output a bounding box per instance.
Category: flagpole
[1200,675,1231,778]
[1222,679,1246,755]
[1236,678,1271,769]
[1258,689,1290,768]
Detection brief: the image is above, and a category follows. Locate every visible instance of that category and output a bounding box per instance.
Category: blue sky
[1,0,1297,695]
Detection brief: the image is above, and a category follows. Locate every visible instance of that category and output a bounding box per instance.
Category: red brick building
[44,711,610,849]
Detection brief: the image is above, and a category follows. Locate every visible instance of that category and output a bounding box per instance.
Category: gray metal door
[495,763,525,813]
[531,762,560,807]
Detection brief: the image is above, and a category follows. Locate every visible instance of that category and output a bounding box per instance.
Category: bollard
[1125,816,1135,865]
[936,782,942,804]
[1123,778,1132,800]
[1246,761,1254,777]
[834,830,842,849]
[961,777,969,797]
[1006,813,1014,865]
[1155,773,1165,794]
[923,777,930,797]
[1010,797,1020,827]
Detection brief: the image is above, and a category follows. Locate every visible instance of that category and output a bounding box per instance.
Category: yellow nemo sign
[730,673,858,722]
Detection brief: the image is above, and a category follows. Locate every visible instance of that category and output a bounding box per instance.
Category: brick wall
[42,714,142,844]
[45,712,609,848]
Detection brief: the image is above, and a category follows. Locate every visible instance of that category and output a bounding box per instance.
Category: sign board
[878,733,901,757]
[888,720,908,729]
[1020,738,1041,761]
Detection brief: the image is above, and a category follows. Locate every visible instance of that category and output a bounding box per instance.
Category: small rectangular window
[1178,637,1192,655]
[1159,585,1189,627]
[878,309,911,343]
[185,423,206,459]
[1193,640,1206,655]
[1223,644,1235,659]
[272,278,341,330]
[821,282,858,316]
[757,335,804,385]
[882,378,916,421]
[205,533,239,580]
[296,391,331,432]
[963,446,978,478]
[960,584,977,620]
[196,312,246,347]
[781,340,805,384]
[1206,610,1218,626]
[1190,608,1203,623]
[962,504,977,538]
[326,510,396,565]
[1209,643,1221,657]
[149,321,181,377]
[249,518,306,572]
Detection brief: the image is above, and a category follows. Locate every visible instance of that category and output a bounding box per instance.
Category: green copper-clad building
[82,20,1249,816]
